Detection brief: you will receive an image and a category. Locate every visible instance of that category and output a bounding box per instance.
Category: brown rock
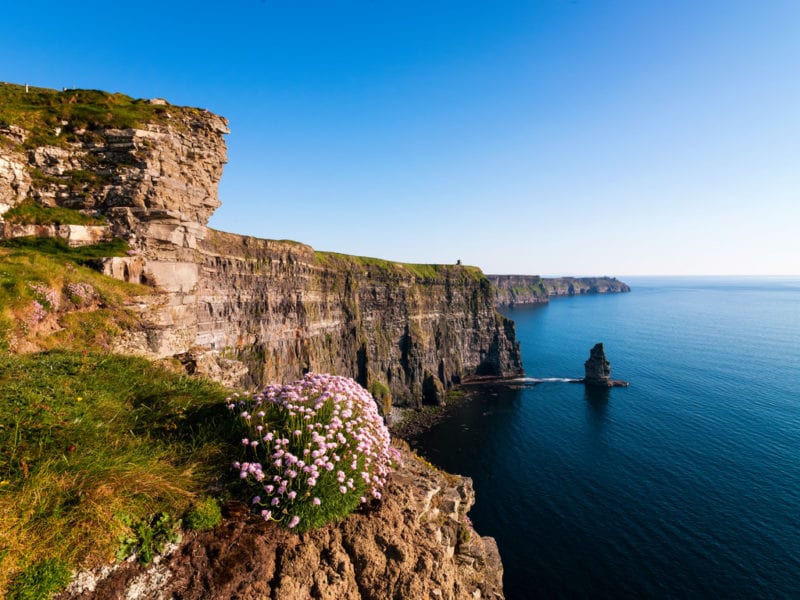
[59,444,505,600]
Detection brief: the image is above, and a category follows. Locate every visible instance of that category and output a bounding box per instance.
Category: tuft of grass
[6,558,70,600]
[2,198,105,226]
[0,351,238,595]
[184,497,222,532]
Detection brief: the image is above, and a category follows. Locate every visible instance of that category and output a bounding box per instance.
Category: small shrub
[115,512,181,565]
[7,558,70,600]
[368,380,393,418]
[231,373,400,533]
[458,515,473,545]
[64,281,96,306]
[185,497,222,531]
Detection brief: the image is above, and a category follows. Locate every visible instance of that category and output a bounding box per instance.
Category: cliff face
[488,274,630,307]
[0,84,522,405]
[61,444,504,600]
[187,234,521,404]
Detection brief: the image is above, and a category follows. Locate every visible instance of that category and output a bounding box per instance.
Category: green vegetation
[235,374,397,533]
[6,558,70,600]
[0,82,197,148]
[3,198,105,226]
[0,238,143,352]
[369,380,393,419]
[0,236,128,262]
[315,251,486,282]
[0,351,238,595]
[184,496,223,532]
[115,512,182,565]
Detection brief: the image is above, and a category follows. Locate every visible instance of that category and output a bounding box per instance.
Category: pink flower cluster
[65,282,96,306]
[28,282,59,310]
[230,373,401,531]
[30,300,47,324]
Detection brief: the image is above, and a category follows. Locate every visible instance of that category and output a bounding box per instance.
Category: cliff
[60,443,504,600]
[0,82,522,405]
[0,82,512,598]
[487,274,630,307]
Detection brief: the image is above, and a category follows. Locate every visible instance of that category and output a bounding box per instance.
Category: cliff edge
[0,82,522,405]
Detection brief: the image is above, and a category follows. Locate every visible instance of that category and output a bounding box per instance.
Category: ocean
[411,277,800,599]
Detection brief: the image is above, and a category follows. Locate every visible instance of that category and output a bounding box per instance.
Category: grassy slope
[0,238,143,353]
[0,238,244,595]
[0,351,237,595]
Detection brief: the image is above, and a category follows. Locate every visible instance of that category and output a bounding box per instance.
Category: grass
[6,558,70,600]
[0,238,144,353]
[2,198,106,227]
[0,351,239,596]
[0,82,201,149]
[315,251,486,282]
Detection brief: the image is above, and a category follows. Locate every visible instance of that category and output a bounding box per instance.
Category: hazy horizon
[3,1,798,276]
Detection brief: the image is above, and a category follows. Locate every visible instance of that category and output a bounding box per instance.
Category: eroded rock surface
[59,444,504,600]
[583,342,628,387]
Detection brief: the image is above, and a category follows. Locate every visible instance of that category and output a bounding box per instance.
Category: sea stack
[583,343,629,387]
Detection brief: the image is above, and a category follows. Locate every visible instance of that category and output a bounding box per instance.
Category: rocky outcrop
[60,443,504,600]
[582,343,628,388]
[487,275,630,307]
[0,84,522,406]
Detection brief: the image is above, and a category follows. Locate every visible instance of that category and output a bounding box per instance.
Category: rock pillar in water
[584,343,611,386]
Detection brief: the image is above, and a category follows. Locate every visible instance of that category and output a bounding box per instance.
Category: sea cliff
[487,274,630,307]
[0,83,514,597]
[0,83,522,404]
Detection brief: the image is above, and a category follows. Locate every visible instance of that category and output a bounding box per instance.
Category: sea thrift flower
[30,300,47,324]
[232,373,395,532]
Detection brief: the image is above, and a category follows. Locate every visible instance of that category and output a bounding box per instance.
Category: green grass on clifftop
[0,351,238,597]
[0,82,202,148]
[315,251,486,282]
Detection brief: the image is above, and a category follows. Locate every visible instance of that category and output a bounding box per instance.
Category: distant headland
[487,275,631,307]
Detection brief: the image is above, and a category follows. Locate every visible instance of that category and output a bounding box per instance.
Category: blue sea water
[411,277,800,599]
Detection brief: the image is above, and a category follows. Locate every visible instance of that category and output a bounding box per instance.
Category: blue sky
[3,1,798,275]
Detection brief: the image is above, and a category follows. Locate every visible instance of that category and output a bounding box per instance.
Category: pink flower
[312,497,321,506]
[288,516,300,528]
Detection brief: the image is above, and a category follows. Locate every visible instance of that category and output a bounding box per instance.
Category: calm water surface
[412,277,800,599]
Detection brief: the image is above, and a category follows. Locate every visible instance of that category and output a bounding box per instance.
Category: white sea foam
[509,377,581,384]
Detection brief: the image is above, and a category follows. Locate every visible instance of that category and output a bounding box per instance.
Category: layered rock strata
[60,443,504,600]
[488,274,630,307]
[0,85,522,405]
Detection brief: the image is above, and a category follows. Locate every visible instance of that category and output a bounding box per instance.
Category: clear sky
[3,1,798,275]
